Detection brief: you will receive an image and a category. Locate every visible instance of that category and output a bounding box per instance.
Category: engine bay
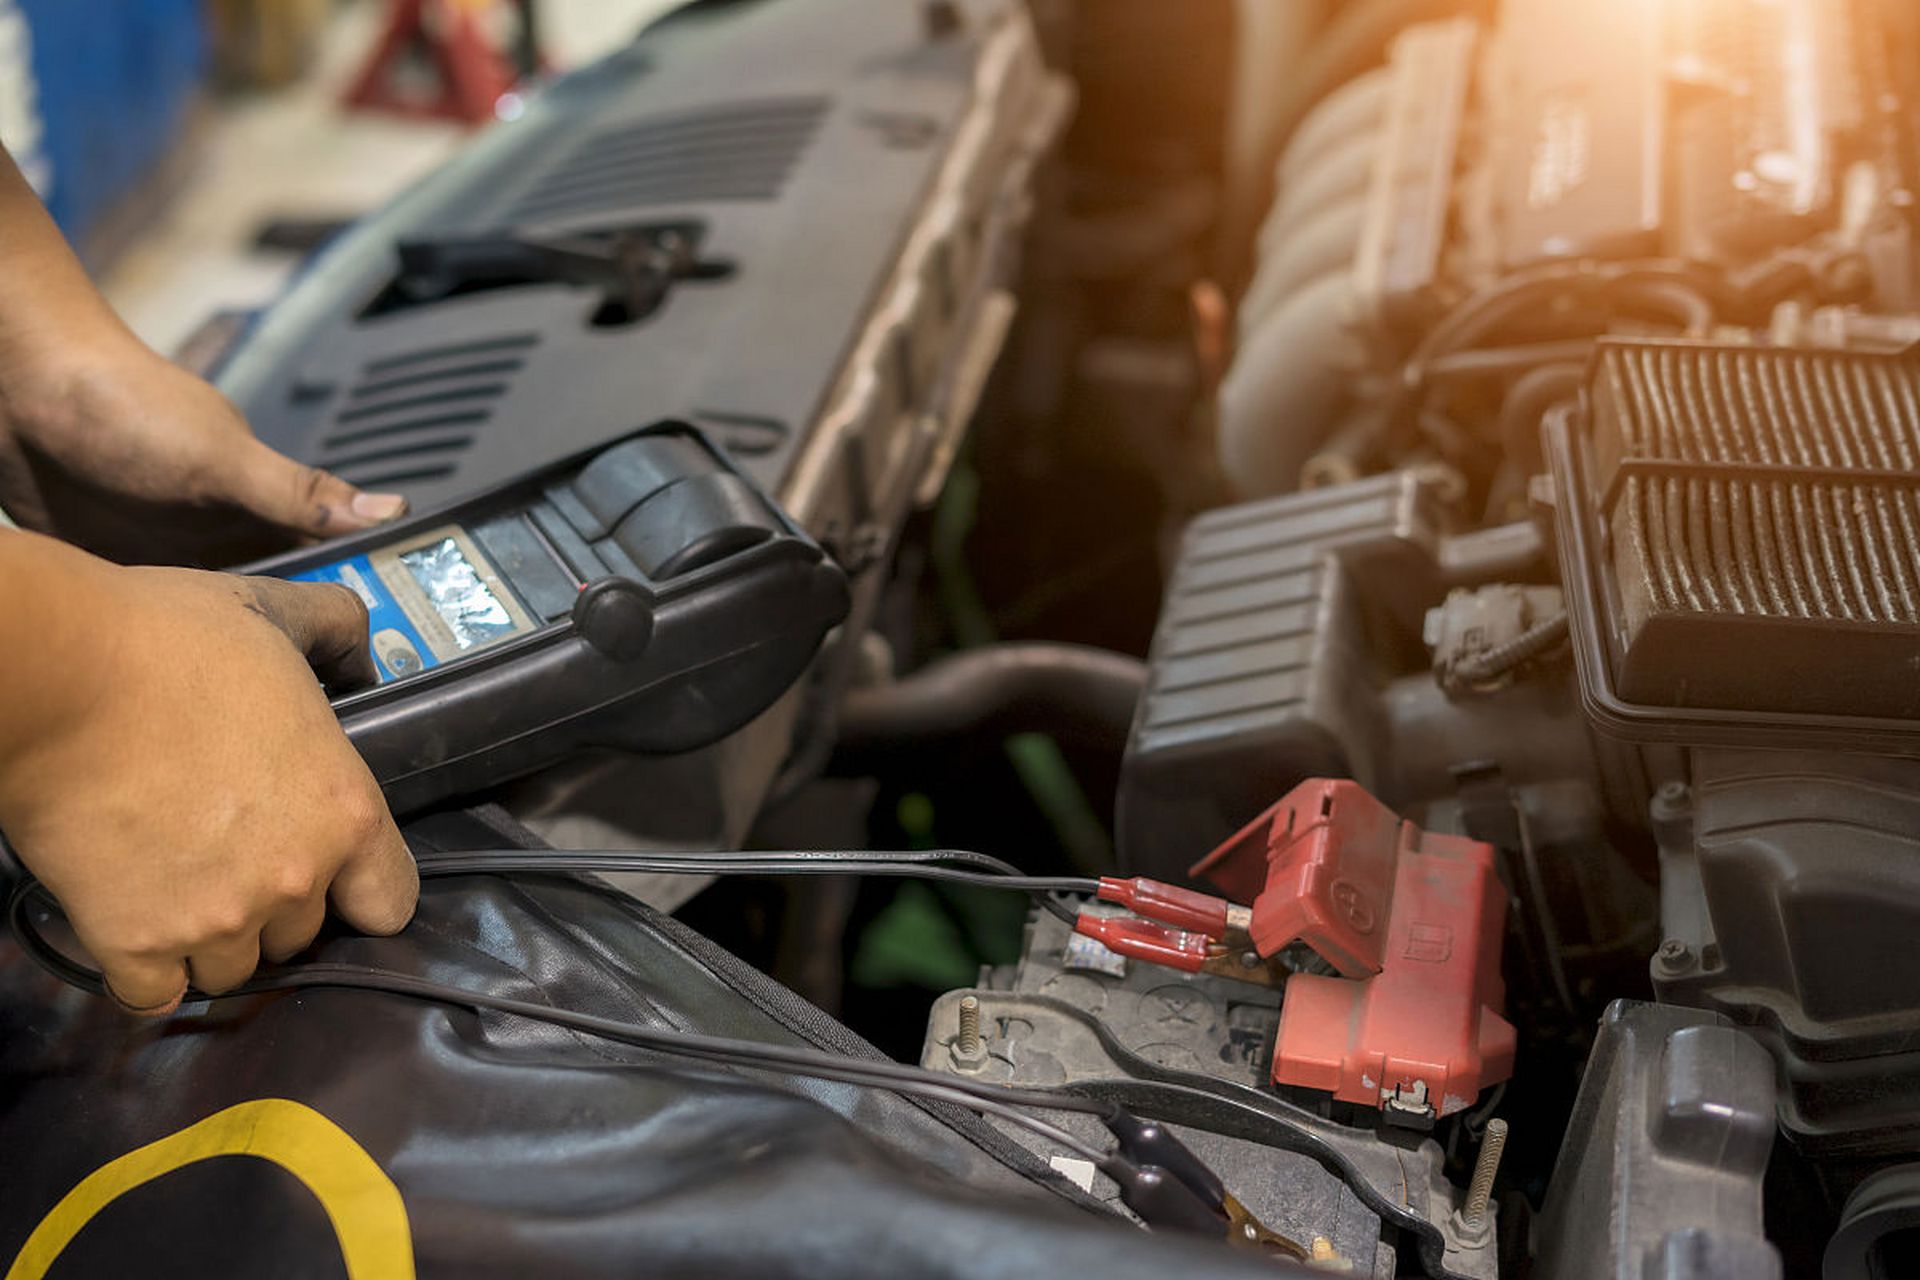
[10,0,1920,1276]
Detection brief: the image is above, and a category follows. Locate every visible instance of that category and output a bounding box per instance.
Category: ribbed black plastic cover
[1569,338,1920,728]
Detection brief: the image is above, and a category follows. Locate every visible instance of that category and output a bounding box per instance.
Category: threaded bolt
[1464,1119,1509,1228]
[957,995,983,1056]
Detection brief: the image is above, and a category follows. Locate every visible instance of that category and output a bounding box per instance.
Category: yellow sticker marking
[6,1098,414,1279]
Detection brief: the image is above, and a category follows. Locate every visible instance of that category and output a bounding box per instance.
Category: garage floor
[102,0,680,357]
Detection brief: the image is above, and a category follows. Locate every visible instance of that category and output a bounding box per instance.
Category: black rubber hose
[1479,361,1587,520]
[1613,278,1715,335]
[832,642,1147,763]
[1422,339,1597,383]
[1498,362,1587,473]
[1312,265,1718,481]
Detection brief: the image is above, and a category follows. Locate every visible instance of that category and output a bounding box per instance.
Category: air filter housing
[1551,338,1920,747]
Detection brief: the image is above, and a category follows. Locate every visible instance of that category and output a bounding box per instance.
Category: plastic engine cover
[1485,0,1854,268]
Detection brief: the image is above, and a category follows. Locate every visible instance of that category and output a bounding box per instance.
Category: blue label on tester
[290,555,437,683]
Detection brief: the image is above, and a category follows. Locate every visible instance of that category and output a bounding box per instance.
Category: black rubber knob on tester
[572,579,655,660]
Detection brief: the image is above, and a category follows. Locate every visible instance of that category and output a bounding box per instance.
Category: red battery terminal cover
[1190,778,1516,1118]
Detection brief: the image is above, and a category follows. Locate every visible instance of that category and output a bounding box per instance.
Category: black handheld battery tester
[243,422,849,813]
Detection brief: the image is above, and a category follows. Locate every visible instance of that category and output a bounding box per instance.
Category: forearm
[0,144,403,560]
[0,528,117,767]
[0,144,139,438]
[0,143,126,355]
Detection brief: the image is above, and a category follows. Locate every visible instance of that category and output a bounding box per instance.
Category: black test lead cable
[5,843,1096,1048]
[5,851,1243,1232]
[5,851,1236,1235]
[6,869,1103,1149]
[411,846,1097,925]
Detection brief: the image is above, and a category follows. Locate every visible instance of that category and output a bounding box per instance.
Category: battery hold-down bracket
[1184,778,1515,1121]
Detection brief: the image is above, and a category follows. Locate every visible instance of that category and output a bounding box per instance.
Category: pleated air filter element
[1552,338,1920,743]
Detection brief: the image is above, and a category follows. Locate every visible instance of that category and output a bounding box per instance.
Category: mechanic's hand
[0,534,418,1015]
[0,333,407,564]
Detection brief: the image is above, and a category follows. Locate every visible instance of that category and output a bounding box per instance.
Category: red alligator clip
[1094,877,1232,937]
[1073,913,1212,972]
[1072,878,1274,982]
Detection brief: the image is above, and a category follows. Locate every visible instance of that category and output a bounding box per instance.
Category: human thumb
[224,438,407,539]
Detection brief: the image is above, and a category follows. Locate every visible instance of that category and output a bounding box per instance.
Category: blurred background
[0,0,679,355]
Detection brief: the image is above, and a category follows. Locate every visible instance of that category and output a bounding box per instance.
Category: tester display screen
[399,537,517,651]
[291,523,537,683]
